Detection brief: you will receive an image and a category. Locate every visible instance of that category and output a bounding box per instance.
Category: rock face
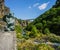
[0,0,10,18]
[0,31,16,50]
[0,19,6,31]
[0,0,10,30]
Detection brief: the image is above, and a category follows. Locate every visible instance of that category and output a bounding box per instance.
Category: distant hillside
[25,0,60,35]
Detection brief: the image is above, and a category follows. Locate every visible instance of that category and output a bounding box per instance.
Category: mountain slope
[25,0,60,35]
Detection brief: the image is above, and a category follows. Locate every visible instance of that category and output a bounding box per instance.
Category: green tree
[44,28,50,34]
[35,23,43,30]
[29,25,37,38]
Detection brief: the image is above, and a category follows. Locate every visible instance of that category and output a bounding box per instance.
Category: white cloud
[28,6,32,9]
[28,3,39,9]
[33,3,39,7]
[38,2,50,10]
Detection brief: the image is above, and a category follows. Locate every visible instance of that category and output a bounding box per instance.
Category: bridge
[20,19,35,27]
[22,19,35,21]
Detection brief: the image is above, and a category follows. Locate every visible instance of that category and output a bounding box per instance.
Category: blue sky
[5,0,56,20]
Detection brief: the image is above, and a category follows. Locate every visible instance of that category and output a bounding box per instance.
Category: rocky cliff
[0,0,10,30]
[0,0,10,18]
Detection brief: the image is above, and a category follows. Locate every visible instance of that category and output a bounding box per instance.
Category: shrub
[17,42,55,50]
[37,44,55,50]
[47,34,60,43]
[57,46,60,50]
[15,25,22,39]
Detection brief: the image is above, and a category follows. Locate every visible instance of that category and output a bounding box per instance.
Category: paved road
[0,31,16,50]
